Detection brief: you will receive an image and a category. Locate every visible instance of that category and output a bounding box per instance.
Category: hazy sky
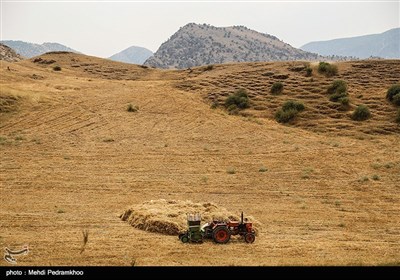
[1,1,399,57]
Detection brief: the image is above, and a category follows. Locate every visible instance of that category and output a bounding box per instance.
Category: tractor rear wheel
[244,233,255,243]
[212,226,231,244]
[180,233,189,243]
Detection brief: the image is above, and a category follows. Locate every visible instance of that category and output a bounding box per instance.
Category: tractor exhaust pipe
[241,212,244,224]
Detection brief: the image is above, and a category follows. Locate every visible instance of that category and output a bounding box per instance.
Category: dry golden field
[0,53,399,266]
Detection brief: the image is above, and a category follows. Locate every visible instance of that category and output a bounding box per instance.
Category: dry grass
[121,199,260,235]
[0,53,399,266]
[178,60,400,136]
[0,87,48,113]
[80,230,89,254]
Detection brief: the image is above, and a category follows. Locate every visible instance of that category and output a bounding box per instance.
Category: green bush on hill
[225,89,250,112]
[225,89,249,109]
[396,109,400,124]
[275,109,298,123]
[305,67,312,77]
[275,100,305,123]
[327,80,349,103]
[318,62,338,77]
[339,97,350,106]
[205,65,214,71]
[327,80,347,94]
[330,92,348,102]
[270,82,284,95]
[352,105,371,121]
[386,84,400,105]
[127,104,139,112]
[394,94,400,106]
[282,100,305,112]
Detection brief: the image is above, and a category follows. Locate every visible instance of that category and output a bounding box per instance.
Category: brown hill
[175,60,400,136]
[144,23,326,69]
[0,52,399,266]
[0,43,23,62]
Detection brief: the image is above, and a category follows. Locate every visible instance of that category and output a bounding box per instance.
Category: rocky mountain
[0,43,23,62]
[144,23,323,69]
[301,28,400,59]
[109,46,153,65]
[0,40,79,58]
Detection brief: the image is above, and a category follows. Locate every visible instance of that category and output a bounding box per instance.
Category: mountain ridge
[144,23,327,69]
[108,45,153,64]
[0,43,23,62]
[1,40,79,58]
[301,28,400,59]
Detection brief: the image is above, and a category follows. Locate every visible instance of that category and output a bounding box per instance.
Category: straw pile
[120,199,261,236]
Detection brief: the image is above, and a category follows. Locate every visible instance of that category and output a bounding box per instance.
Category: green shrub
[372,175,380,181]
[327,80,349,102]
[339,97,350,106]
[127,104,139,112]
[386,84,400,103]
[226,104,238,111]
[205,64,214,71]
[318,62,330,73]
[271,82,284,95]
[326,65,338,77]
[275,108,298,123]
[275,100,305,123]
[330,91,348,102]
[318,62,338,77]
[305,67,312,77]
[53,65,62,71]
[352,105,371,121]
[396,109,400,123]
[282,100,305,112]
[327,80,347,94]
[224,89,249,110]
[393,93,400,106]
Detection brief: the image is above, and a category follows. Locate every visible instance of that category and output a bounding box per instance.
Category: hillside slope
[144,23,323,69]
[1,40,79,58]
[175,60,400,136]
[0,53,399,266]
[301,28,400,59]
[109,46,153,64]
[0,43,23,62]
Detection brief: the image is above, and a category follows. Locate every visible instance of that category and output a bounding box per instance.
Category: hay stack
[120,199,260,236]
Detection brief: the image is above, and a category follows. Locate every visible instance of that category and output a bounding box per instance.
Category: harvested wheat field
[0,52,399,266]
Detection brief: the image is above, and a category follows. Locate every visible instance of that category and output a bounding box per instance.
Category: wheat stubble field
[0,53,399,266]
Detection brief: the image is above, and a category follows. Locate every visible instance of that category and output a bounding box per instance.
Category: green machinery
[179,213,204,243]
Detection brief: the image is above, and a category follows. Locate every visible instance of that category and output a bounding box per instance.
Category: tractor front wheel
[180,233,189,243]
[212,226,231,244]
[244,233,255,243]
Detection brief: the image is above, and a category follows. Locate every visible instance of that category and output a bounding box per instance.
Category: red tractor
[201,212,256,244]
